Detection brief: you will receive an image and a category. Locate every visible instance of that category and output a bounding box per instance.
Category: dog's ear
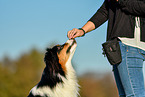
[44,47,59,65]
[38,47,65,89]
[44,47,61,74]
[44,48,54,65]
[43,47,65,78]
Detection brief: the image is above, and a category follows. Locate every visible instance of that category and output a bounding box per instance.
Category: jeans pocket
[119,42,128,58]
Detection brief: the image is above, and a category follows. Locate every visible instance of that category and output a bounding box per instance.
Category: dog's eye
[57,45,64,51]
[58,46,63,50]
[57,43,68,52]
[57,45,64,54]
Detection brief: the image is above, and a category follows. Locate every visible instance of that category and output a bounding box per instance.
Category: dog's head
[44,39,77,76]
[29,39,78,96]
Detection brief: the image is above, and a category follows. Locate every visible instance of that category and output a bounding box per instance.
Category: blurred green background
[0,47,118,97]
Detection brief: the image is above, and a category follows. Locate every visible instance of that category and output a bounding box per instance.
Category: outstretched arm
[67,0,109,39]
[67,21,95,39]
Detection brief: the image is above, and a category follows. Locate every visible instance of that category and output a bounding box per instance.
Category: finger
[70,29,77,39]
[67,31,72,39]
[73,29,84,38]
[69,30,74,39]
[72,34,77,39]
[69,31,74,39]
[72,32,79,38]
[68,30,74,39]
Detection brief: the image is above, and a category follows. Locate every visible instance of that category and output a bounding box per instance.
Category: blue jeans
[113,41,145,97]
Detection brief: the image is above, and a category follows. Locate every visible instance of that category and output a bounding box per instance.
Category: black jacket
[89,0,145,42]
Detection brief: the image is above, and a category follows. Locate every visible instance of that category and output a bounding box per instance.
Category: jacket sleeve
[89,0,109,29]
[118,0,145,16]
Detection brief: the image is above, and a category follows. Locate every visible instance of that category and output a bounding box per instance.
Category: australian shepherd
[28,39,79,97]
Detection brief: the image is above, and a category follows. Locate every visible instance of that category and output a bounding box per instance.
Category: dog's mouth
[56,39,77,59]
[56,39,77,72]
[66,39,77,53]
[57,39,77,54]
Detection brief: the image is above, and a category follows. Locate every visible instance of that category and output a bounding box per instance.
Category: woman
[67,0,145,97]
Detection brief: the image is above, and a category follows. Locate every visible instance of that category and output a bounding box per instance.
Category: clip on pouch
[102,38,122,65]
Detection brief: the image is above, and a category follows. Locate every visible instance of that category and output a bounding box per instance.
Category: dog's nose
[67,39,72,43]
[72,38,76,43]
[67,39,76,43]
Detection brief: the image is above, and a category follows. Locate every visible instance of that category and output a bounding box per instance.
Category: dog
[28,39,79,97]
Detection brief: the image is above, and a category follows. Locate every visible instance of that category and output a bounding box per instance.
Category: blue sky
[0,0,113,75]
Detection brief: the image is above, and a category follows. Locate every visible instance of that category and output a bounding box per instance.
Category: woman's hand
[67,28,85,39]
[67,21,95,39]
